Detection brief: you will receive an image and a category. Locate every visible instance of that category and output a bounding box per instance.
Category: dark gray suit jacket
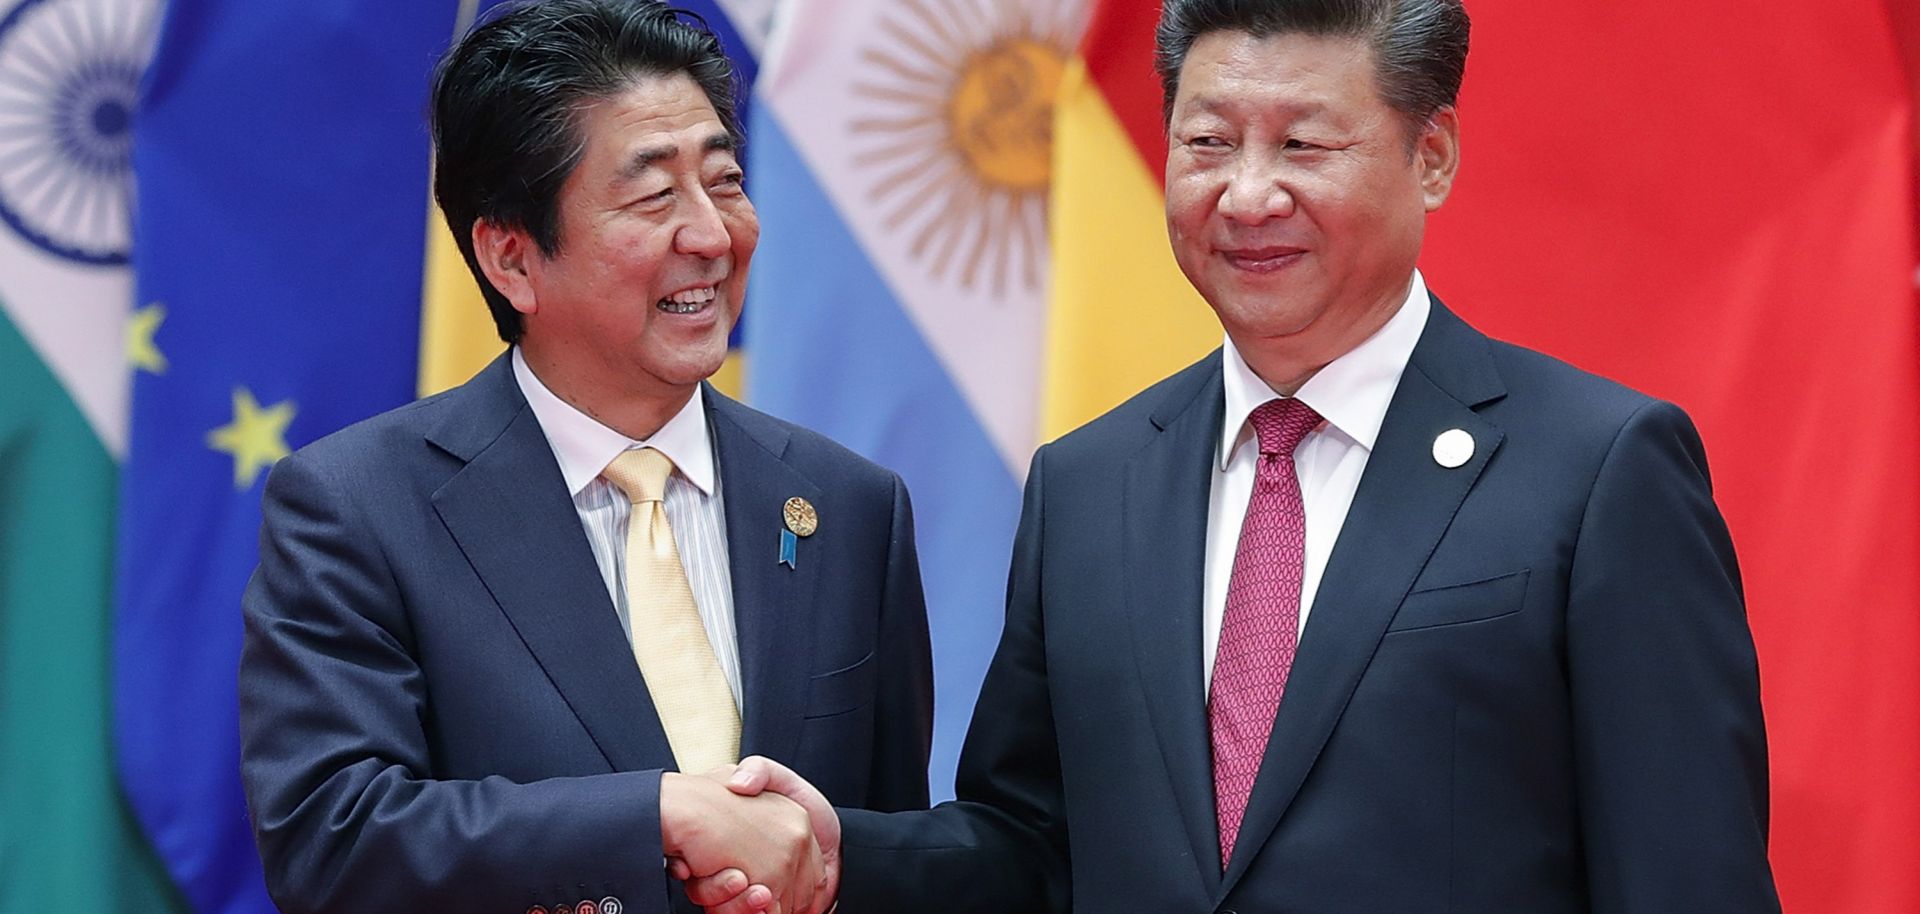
[240,354,932,914]
[838,298,1778,913]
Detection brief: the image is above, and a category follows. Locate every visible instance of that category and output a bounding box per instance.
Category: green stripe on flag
[0,308,186,914]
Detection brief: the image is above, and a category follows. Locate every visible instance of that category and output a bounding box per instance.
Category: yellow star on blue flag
[127,303,168,374]
[206,387,296,489]
[113,0,556,905]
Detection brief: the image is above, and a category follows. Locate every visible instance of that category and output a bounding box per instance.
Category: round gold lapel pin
[783,497,818,537]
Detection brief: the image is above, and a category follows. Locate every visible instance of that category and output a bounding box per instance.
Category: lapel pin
[779,496,817,569]
[1432,428,1474,468]
[783,497,818,537]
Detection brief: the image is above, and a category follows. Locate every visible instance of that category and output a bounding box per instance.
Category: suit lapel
[1219,300,1509,896]
[708,388,821,764]
[1124,355,1230,893]
[427,356,673,773]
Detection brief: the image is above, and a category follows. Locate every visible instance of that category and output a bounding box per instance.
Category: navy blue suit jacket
[838,298,1778,912]
[240,354,932,914]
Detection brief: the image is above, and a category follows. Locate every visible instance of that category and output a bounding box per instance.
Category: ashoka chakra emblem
[0,0,156,265]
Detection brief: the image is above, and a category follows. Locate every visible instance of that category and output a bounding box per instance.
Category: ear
[471,219,541,317]
[1416,105,1461,212]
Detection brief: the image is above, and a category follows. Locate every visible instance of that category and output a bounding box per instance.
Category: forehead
[572,71,731,164]
[1173,30,1383,116]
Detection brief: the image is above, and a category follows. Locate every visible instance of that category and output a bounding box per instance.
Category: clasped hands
[661,757,838,914]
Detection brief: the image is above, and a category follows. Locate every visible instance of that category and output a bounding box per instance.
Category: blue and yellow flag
[115,3,768,911]
[118,2,462,910]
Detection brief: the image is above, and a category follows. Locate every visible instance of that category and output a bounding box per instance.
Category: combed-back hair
[430,0,741,343]
[1155,0,1469,131]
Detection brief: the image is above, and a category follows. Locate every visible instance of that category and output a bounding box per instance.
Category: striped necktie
[602,447,740,774]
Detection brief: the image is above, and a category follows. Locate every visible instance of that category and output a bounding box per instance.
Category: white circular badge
[1433,428,1475,469]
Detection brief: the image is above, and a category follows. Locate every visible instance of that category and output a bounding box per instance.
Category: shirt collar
[511,346,717,497]
[1219,270,1432,469]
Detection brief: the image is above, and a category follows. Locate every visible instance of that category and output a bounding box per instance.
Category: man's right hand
[680,757,841,914]
[660,770,824,914]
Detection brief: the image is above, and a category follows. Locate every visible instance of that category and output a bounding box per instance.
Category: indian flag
[0,0,184,908]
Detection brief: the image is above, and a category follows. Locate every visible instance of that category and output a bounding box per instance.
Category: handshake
[661,757,838,914]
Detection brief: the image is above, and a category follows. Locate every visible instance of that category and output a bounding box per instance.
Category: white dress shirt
[1202,271,1431,692]
[511,348,743,708]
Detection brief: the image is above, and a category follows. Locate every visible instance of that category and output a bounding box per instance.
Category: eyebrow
[1180,94,1328,120]
[617,132,739,181]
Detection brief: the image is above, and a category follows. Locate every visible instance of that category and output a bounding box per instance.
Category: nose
[674,192,732,259]
[1215,157,1296,225]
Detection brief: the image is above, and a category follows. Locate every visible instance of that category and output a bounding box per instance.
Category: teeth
[658,286,715,314]
[664,288,718,316]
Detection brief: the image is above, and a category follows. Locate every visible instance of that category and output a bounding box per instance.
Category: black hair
[1156,0,1469,133]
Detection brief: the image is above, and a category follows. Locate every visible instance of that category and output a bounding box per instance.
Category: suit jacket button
[599,896,622,914]
[552,905,573,914]
[526,908,548,914]
[577,901,599,914]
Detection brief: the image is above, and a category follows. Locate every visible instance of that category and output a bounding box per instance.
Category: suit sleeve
[836,447,1070,913]
[1566,400,1781,912]
[864,473,935,811]
[239,450,672,914]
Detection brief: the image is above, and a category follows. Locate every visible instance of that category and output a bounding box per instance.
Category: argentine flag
[749,0,1089,796]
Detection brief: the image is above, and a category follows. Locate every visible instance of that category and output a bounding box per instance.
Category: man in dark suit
[237,3,930,913]
[698,0,1781,911]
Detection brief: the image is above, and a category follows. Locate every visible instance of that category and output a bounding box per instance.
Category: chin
[655,353,730,388]
[1217,300,1315,334]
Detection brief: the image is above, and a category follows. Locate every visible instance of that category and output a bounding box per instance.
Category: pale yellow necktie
[601,447,740,774]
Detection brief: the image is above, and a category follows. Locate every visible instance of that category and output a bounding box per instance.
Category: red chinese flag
[1424,2,1920,910]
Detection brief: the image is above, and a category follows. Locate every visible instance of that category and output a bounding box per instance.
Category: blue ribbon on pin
[779,528,798,569]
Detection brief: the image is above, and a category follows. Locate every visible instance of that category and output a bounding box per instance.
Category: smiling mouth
[1222,248,1306,273]
[658,285,717,314]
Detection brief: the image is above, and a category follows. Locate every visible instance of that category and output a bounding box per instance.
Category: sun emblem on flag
[851,0,1083,295]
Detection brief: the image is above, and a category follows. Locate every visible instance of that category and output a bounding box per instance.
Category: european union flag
[116,2,462,910]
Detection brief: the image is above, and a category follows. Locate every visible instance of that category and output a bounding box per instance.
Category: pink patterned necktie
[1209,397,1322,869]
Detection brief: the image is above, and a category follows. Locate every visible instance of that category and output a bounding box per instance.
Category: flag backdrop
[117,2,460,910]
[1896,0,1920,237]
[0,0,1911,911]
[1424,4,1920,909]
[746,0,1089,795]
[0,1,184,909]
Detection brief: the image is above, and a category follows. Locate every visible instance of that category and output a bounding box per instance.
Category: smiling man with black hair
[238,4,931,913]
